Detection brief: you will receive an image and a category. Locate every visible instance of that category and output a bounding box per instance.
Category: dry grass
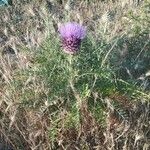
[0,0,150,150]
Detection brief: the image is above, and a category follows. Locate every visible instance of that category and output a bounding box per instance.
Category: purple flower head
[59,22,86,54]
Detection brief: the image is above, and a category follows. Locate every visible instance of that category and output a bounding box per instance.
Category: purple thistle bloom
[58,22,86,54]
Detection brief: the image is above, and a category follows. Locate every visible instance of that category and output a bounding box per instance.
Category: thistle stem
[67,55,81,126]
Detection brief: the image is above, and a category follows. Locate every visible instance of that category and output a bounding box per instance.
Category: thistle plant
[58,22,86,54]
[58,22,86,128]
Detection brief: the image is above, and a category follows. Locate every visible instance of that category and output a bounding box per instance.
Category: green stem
[67,55,81,126]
